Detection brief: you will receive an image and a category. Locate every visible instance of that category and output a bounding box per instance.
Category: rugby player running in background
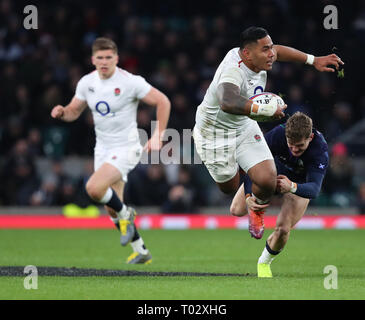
[230,112,329,277]
[193,26,343,239]
[51,37,171,264]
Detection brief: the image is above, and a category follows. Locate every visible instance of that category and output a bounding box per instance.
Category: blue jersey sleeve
[294,150,328,199]
[294,170,326,199]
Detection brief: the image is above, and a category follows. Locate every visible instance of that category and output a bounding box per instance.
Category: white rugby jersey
[75,68,151,146]
[195,47,267,134]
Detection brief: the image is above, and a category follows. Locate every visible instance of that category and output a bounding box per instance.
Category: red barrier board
[0,215,365,229]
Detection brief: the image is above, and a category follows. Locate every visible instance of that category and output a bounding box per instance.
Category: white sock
[110,216,119,225]
[116,205,129,220]
[258,247,276,265]
[131,238,149,255]
[100,188,113,204]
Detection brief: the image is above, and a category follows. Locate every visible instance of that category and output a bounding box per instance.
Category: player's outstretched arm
[51,96,88,122]
[217,82,286,120]
[274,45,344,72]
[141,87,171,152]
[312,54,344,72]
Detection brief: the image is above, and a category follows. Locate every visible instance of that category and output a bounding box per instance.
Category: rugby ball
[249,92,285,122]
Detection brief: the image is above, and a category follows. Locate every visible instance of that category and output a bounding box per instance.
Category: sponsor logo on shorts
[254,134,261,142]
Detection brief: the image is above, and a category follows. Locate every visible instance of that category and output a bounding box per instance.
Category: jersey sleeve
[294,150,329,199]
[218,66,244,88]
[306,151,329,174]
[294,170,326,199]
[130,75,152,100]
[75,77,87,101]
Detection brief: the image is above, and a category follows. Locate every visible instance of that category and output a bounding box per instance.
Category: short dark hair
[240,27,268,49]
[92,37,118,55]
[285,112,313,142]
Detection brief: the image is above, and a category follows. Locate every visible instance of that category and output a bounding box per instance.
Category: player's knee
[85,180,103,201]
[262,178,276,194]
[264,168,277,188]
[251,169,277,195]
[275,225,291,238]
[217,173,240,195]
[230,203,247,217]
[255,177,276,198]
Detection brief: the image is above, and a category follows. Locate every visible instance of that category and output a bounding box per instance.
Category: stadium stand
[0,0,364,214]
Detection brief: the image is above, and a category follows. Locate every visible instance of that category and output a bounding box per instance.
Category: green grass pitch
[0,228,364,300]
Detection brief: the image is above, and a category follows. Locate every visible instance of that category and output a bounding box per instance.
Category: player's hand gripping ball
[249,92,286,121]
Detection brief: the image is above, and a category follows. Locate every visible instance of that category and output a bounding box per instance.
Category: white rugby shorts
[193,121,273,183]
[94,142,143,183]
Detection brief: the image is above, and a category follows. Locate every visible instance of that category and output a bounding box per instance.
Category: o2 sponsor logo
[254,86,264,95]
[95,101,115,117]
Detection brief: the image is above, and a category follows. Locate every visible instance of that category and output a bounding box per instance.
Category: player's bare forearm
[274,45,344,72]
[51,97,87,122]
[154,96,171,136]
[51,105,78,122]
[218,83,286,120]
[142,92,170,152]
[142,87,171,137]
[217,83,252,115]
[274,45,307,63]
[60,106,82,122]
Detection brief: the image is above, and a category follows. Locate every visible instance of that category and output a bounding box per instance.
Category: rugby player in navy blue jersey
[230,112,329,277]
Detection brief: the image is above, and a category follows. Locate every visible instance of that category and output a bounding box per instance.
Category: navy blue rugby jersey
[264,124,329,199]
[265,124,328,180]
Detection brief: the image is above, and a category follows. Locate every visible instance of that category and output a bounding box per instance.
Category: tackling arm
[277,171,325,199]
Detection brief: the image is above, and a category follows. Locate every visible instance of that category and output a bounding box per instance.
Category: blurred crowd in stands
[0,0,365,213]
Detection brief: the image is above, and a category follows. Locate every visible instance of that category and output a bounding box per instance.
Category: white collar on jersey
[235,47,265,76]
[97,67,119,81]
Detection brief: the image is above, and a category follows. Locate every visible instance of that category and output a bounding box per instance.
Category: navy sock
[132,225,140,242]
[131,226,147,249]
[266,241,281,255]
[105,189,124,213]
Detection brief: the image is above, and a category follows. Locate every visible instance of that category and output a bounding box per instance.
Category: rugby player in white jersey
[193,27,343,239]
[51,38,171,264]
